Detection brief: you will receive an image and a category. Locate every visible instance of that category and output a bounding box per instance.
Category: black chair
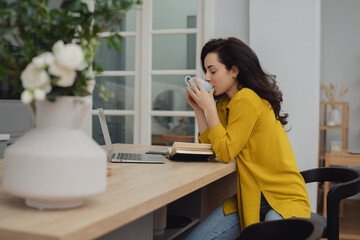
[300,166,360,240]
[239,218,324,240]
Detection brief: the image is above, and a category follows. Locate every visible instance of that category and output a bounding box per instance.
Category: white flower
[49,61,76,87]
[21,90,33,104]
[43,81,52,93]
[53,40,64,57]
[34,88,46,101]
[53,40,85,70]
[77,61,88,71]
[20,63,50,90]
[32,56,45,69]
[32,52,54,69]
[86,79,96,93]
[42,52,55,65]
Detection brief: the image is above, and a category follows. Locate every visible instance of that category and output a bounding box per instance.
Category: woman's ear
[231,66,239,78]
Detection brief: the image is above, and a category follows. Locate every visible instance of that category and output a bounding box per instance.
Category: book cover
[168,142,214,162]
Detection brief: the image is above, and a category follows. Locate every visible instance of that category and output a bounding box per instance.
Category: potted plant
[0,0,140,210]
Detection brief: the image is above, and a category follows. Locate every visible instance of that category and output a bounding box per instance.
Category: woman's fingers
[193,77,206,92]
[186,88,202,111]
[187,80,200,93]
[186,86,198,100]
[209,88,214,96]
[187,87,203,106]
[186,89,193,102]
[187,82,215,111]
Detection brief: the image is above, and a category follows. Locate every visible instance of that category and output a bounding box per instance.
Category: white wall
[322,0,360,152]
[214,0,249,44]
[249,0,321,211]
[322,0,360,200]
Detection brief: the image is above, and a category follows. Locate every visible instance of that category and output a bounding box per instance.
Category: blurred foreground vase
[3,96,107,210]
[327,108,341,126]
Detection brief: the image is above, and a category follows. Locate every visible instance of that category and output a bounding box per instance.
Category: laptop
[97,108,165,164]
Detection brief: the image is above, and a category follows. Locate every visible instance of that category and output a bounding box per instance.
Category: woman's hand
[186,91,202,112]
[186,77,216,112]
[186,77,220,131]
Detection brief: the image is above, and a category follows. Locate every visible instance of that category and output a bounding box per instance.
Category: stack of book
[168,142,214,162]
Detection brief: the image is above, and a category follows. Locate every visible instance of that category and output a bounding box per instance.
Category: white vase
[328,108,342,126]
[3,96,107,210]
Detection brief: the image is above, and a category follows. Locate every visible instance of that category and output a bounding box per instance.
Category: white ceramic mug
[185,76,212,93]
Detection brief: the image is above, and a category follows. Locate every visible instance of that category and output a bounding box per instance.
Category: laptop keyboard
[112,152,142,162]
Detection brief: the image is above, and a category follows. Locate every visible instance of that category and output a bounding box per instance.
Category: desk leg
[153,205,167,235]
[323,182,329,217]
[323,157,330,217]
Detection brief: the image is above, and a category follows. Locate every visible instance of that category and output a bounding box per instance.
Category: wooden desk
[323,152,360,215]
[325,152,360,167]
[0,144,236,240]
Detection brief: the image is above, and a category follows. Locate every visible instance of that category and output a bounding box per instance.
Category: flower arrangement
[320,81,349,109]
[0,0,140,104]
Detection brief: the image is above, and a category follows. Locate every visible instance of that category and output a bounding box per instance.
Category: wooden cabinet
[318,102,349,214]
[318,101,349,165]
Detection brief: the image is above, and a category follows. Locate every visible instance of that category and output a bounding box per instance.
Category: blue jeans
[185,194,283,240]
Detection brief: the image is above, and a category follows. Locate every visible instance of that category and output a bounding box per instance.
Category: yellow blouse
[198,88,310,229]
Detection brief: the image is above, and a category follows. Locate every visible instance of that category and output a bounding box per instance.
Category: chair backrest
[162,135,194,146]
[300,167,360,240]
[239,218,324,240]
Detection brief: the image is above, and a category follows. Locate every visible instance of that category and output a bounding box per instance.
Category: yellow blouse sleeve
[208,95,261,163]
[198,128,211,143]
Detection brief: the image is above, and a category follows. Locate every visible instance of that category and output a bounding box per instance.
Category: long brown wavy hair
[201,37,288,126]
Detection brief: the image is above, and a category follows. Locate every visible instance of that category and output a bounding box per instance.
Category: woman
[185,37,310,240]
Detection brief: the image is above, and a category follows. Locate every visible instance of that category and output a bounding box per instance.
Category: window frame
[92,0,214,145]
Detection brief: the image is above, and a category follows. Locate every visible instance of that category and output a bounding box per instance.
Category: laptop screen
[98,108,114,160]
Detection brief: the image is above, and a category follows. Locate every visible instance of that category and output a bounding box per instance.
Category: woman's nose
[204,73,211,83]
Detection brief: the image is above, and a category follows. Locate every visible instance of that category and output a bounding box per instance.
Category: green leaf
[1,0,135,98]
[61,0,88,14]
[110,39,121,51]
[114,33,123,41]
[93,65,104,73]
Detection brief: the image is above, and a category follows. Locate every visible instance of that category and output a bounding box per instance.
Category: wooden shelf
[318,102,349,155]
[318,102,349,214]
[319,125,342,130]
